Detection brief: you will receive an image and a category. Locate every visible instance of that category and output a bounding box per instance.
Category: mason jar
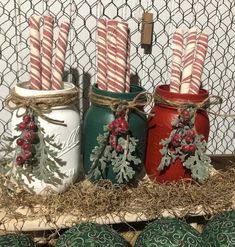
[83,84,147,184]
[145,84,210,183]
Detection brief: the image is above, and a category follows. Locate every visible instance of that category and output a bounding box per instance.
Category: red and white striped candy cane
[106,20,125,92]
[97,18,107,90]
[41,15,54,90]
[116,21,129,92]
[29,15,41,90]
[125,29,131,93]
[189,33,208,94]
[51,22,70,90]
[180,27,197,93]
[169,29,184,93]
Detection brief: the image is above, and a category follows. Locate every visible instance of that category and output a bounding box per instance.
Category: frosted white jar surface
[12,82,80,194]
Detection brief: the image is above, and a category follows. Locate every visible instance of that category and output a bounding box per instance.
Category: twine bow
[89,90,153,116]
[6,87,80,126]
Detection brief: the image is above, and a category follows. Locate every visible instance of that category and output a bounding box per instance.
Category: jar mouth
[156,85,209,102]
[15,81,76,97]
[92,83,145,100]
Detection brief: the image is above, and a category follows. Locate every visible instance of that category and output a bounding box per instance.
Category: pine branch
[32,125,66,186]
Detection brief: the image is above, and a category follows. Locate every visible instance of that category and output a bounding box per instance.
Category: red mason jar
[145,85,210,183]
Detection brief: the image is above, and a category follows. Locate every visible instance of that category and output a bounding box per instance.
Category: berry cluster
[108,116,129,153]
[15,114,38,166]
[171,109,196,154]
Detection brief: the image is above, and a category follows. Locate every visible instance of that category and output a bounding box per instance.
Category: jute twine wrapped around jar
[6,85,80,126]
[89,89,153,116]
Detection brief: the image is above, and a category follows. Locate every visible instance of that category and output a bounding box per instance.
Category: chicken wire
[0,0,234,154]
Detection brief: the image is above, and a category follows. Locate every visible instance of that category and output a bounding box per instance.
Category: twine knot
[90,90,153,116]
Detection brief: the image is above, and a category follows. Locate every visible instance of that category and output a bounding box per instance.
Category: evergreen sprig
[31,125,66,186]
[0,113,67,193]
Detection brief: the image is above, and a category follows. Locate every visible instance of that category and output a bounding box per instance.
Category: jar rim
[92,83,145,100]
[155,84,209,103]
[15,81,76,97]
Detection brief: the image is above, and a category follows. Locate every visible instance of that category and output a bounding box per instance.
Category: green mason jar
[83,84,147,184]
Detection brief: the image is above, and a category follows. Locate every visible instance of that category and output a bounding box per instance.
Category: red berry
[121,120,128,128]
[116,144,123,152]
[23,150,32,160]
[173,134,181,142]
[182,145,189,153]
[23,115,31,124]
[178,122,184,128]
[110,135,116,148]
[113,118,121,128]
[119,121,129,133]
[16,138,24,146]
[108,122,115,130]
[172,140,180,147]
[23,130,36,142]
[16,155,24,165]
[171,134,181,147]
[28,121,38,131]
[111,141,116,148]
[182,110,190,120]
[189,144,196,153]
[187,129,195,137]
[116,117,123,123]
[22,142,31,151]
[112,129,119,135]
[18,122,26,130]
[185,135,192,144]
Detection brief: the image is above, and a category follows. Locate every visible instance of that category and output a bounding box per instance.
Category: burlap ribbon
[89,90,153,116]
[6,86,80,126]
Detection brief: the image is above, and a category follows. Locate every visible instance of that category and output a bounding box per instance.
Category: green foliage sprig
[159,107,212,183]
[88,112,141,184]
[0,110,66,193]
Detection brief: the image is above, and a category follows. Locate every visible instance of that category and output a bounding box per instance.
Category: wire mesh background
[0,0,234,154]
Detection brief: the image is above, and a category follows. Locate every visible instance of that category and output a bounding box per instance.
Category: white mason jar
[11,81,80,194]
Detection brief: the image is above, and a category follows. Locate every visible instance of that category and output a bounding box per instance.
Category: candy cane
[180,27,197,93]
[29,15,41,90]
[125,29,131,93]
[169,29,184,93]
[116,21,129,92]
[41,15,54,90]
[189,33,209,94]
[51,22,70,90]
[97,18,107,90]
[106,20,124,92]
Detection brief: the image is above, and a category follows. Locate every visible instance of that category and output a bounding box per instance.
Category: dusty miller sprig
[88,112,141,184]
[158,107,212,183]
